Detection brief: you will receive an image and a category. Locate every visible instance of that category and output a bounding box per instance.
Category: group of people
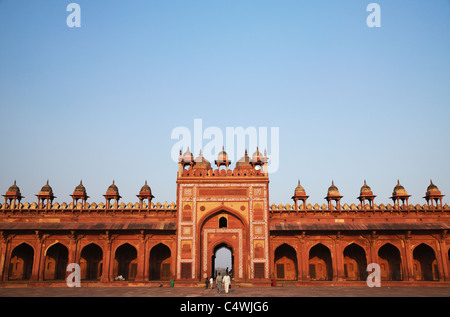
[205,272,231,293]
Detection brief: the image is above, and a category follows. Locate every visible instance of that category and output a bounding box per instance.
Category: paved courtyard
[1,285,449,297]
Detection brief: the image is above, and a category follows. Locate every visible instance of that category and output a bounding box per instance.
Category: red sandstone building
[0,148,449,286]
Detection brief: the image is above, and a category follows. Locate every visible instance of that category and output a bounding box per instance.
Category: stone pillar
[439,231,449,281]
[136,231,147,282]
[402,232,415,281]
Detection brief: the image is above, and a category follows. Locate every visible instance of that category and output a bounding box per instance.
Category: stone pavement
[1,285,449,297]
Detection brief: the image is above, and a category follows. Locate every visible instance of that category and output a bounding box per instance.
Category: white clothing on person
[223,274,231,293]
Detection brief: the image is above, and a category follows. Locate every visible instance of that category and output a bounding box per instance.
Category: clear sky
[0,1,449,207]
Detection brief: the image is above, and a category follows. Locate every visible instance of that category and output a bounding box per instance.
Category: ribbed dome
[140,180,152,194]
[360,180,373,195]
[235,150,252,168]
[426,180,441,195]
[107,180,119,193]
[74,180,86,193]
[217,147,229,162]
[182,147,194,163]
[252,148,263,162]
[40,180,53,194]
[327,180,340,196]
[294,180,306,195]
[7,180,20,194]
[193,150,211,169]
[393,180,407,196]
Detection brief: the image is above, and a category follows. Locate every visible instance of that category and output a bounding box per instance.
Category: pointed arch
[309,243,332,281]
[377,243,402,281]
[44,243,68,280]
[413,243,438,281]
[343,243,367,281]
[274,243,297,280]
[114,243,137,281]
[80,243,103,280]
[8,243,34,281]
[149,243,172,281]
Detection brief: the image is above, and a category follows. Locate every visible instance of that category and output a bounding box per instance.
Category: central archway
[199,206,247,281]
[212,243,233,278]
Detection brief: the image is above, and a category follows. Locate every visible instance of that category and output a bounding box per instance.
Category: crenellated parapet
[1,180,176,216]
[0,200,177,214]
[282,179,448,214]
[269,202,450,214]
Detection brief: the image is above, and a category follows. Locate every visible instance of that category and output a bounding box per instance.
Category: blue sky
[0,0,449,207]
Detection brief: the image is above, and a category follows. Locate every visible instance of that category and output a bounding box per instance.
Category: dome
[74,180,86,193]
[182,147,194,163]
[7,180,20,194]
[360,180,373,196]
[107,180,119,194]
[235,150,252,168]
[40,180,53,194]
[193,150,211,169]
[140,180,152,194]
[252,148,263,162]
[327,180,341,196]
[217,147,229,162]
[294,180,306,195]
[426,180,441,195]
[393,180,407,196]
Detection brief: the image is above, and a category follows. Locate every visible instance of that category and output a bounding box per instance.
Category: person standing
[209,276,214,289]
[216,273,223,293]
[223,272,231,294]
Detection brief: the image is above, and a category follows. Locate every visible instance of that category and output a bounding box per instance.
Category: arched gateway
[176,148,270,283]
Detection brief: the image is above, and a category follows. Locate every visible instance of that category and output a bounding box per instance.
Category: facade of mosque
[0,148,449,286]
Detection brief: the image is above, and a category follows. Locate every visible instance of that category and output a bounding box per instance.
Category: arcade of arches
[1,148,450,285]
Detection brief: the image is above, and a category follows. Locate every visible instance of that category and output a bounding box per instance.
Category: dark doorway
[44,243,68,280]
[8,243,34,280]
[114,243,137,281]
[80,244,103,280]
[149,243,171,280]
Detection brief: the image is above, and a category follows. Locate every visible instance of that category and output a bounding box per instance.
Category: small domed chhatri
[137,180,155,208]
[104,180,121,209]
[424,180,445,209]
[325,181,343,211]
[2,180,24,207]
[215,146,231,169]
[71,180,89,207]
[390,180,411,210]
[357,180,376,209]
[36,180,56,208]
[291,180,309,210]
